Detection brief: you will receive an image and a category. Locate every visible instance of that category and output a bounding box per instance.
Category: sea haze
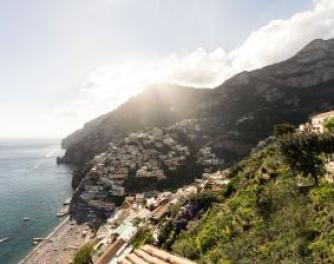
[0,139,73,264]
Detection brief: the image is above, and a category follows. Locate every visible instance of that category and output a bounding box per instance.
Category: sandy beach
[19,217,93,264]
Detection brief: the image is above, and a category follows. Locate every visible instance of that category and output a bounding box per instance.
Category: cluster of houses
[298,110,334,133]
[197,147,224,168]
[91,185,200,264]
[90,167,231,263]
[71,115,230,227]
[201,170,231,192]
[167,118,204,142]
[75,128,194,219]
[71,111,334,263]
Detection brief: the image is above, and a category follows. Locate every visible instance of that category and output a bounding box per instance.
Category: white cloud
[230,0,334,71]
[49,0,334,137]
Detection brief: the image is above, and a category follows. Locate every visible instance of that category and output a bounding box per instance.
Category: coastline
[19,216,92,264]
[0,139,74,264]
[19,216,70,264]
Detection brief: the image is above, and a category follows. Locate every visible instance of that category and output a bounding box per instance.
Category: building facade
[298,110,334,134]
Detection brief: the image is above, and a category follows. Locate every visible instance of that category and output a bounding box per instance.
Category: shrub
[309,184,334,206]
[325,117,334,133]
[72,241,95,264]
[132,226,154,248]
[274,123,295,137]
[172,237,199,259]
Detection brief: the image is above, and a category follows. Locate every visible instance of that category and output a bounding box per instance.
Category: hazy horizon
[1,0,334,138]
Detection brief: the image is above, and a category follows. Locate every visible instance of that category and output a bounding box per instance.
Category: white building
[298,110,334,134]
[311,110,334,133]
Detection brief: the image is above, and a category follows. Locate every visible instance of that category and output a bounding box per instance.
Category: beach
[20,217,93,264]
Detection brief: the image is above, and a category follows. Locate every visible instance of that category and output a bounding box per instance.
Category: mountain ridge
[61,83,211,163]
[61,38,334,166]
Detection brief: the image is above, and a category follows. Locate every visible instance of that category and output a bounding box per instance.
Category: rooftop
[118,244,196,264]
[312,110,334,119]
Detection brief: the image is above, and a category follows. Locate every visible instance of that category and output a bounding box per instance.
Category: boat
[33,237,45,242]
[23,217,31,222]
[0,237,8,244]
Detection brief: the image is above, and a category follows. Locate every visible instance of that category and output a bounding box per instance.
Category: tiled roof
[118,244,196,264]
[312,110,334,119]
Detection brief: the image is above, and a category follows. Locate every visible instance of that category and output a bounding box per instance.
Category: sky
[0,0,334,139]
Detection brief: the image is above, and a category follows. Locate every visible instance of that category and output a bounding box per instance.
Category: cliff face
[62,38,334,166]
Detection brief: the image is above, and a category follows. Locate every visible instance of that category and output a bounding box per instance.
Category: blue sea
[0,139,74,264]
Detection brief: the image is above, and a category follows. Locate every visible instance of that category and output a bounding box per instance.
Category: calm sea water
[0,139,73,264]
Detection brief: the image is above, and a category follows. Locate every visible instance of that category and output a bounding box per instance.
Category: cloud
[50,0,334,137]
[230,0,334,71]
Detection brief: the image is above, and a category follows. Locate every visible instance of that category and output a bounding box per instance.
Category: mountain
[192,38,334,162]
[61,38,334,166]
[60,83,211,164]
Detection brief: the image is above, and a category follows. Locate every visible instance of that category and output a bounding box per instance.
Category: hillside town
[64,110,334,263]
[68,109,334,264]
[70,125,224,223]
[84,169,230,264]
[22,165,231,264]
[22,109,334,264]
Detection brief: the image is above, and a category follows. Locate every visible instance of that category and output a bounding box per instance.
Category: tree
[274,123,295,137]
[278,133,334,185]
[172,237,199,259]
[324,117,334,133]
[158,220,174,247]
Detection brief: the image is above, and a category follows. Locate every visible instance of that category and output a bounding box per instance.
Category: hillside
[61,38,334,166]
[191,39,334,161]
[60,83,211,164]
[163,132,334,263]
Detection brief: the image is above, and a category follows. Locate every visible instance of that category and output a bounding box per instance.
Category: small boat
[23,217,31,222]
[33,237,45,241]
[0,237,8,244]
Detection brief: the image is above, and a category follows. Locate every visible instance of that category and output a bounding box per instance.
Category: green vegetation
[158,219,178,250]
[325,117,334,133]
[72,241,96,264]
[169,132,334,263]
[274,123,295,137]
[168,203,181,218]
[156,190,219,251]
[279,133,334,185]
[132,226,154,248]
